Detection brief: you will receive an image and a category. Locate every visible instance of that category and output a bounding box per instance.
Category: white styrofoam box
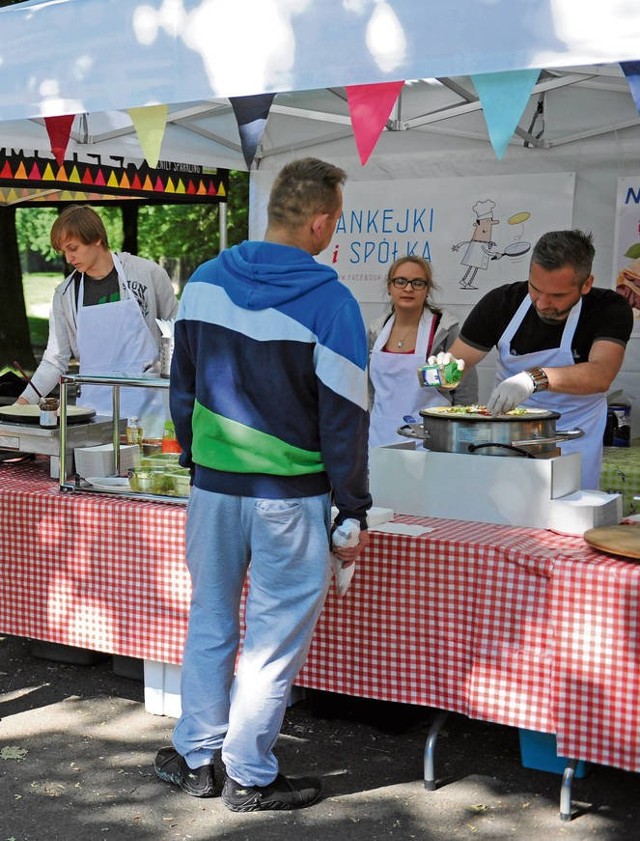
[144,660,182,718]
[143,661,306,718]
[74,443,140,479]
[369,443,582,530]
[547,490,623,535]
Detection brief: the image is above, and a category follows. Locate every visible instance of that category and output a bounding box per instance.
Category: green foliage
[16,206,124,261]
[137,170,249,274]
[15,208,59,261]
[15,171,249,281]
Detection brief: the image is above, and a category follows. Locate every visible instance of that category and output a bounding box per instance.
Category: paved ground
[1,632,639,841]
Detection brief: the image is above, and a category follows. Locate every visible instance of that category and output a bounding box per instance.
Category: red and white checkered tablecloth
[1,458,639,771]
[0,458,191,665]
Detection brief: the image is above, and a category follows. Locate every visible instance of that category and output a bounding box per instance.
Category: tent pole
[219,201,228,252]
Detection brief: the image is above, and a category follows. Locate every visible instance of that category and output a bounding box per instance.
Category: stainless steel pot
[397,407,583,458]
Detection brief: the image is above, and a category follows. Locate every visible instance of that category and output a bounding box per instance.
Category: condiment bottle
[161,419,182,454]
[126,416,144,450]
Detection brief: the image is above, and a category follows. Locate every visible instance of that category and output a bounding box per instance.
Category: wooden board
[583,524,640,560]
[0,404,96,425]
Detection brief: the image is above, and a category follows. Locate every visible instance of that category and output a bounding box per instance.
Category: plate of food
[420,405,555,419]
[85,476,131,493]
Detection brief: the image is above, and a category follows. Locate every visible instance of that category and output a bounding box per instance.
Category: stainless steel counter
[0,416,121,478]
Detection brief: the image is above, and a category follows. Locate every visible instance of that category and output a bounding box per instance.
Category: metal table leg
[559,759,579,821]
[423,710,449,790]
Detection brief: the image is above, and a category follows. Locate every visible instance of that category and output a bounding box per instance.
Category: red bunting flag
[43,115,76,167]
[345,81,404,166]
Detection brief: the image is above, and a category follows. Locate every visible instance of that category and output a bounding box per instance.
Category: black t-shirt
[459,281,633,363]
[73,266,120,307]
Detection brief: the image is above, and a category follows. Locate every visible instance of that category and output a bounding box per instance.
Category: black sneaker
[154,746,215,798]
[221,772,322,812]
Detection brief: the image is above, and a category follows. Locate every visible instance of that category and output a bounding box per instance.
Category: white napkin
[330,518,360,597]
[155,318,175,338]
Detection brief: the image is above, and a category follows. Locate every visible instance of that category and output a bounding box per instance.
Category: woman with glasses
[368,256,478,448]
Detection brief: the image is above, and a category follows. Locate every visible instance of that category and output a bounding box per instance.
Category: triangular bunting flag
[345,81,404,166]
[127,104,169,168]
[621,62,640,112]
[230,94,275,169]
[471,69,540,160]
[43,115,75,167]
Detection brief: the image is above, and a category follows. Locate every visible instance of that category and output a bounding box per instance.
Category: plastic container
[518,728,588,777]
[161,420,181,454]
[417,360,462,388]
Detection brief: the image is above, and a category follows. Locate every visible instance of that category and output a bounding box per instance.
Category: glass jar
[39,397,59,428]
[126,416,144,449]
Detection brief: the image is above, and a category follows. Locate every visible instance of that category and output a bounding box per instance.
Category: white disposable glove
[426,351,466,371]
[487,371,535,415]
[330,518,360,597]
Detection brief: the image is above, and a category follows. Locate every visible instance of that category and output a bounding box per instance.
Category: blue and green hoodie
[170,240,371,528]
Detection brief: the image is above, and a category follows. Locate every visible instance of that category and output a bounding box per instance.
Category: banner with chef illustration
[316,172,576,304]
[612,176,640,332]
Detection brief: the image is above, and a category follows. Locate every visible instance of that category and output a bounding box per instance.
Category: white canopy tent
[1,0,640,426]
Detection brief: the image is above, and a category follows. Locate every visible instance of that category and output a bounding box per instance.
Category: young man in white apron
[16,206,178,437]
[447,230,633,490]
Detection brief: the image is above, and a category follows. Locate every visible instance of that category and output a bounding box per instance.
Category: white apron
[369,313,448,448]
[495,295,606,490]
[76,253,167,437]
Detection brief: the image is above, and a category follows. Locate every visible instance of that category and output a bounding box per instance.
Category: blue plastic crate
[518,728,588,778]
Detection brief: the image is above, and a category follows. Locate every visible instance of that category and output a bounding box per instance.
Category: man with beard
[446,230,633,489]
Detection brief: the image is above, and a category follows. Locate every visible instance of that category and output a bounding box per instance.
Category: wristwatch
[526,367,549,393]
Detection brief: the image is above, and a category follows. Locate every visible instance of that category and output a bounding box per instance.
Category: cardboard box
[519,728,588,777]
[548,490,622,534]
[74,443,140,479]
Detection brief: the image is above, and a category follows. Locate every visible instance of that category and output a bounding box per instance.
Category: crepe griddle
[0,404,96,425]
[583,524,640,561]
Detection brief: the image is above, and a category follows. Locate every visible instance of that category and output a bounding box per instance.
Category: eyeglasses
[390,277,428,290]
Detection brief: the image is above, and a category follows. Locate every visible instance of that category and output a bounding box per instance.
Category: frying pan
[489,241,531,260]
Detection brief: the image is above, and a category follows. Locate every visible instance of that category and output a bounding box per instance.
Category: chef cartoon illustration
[452,202,532,289]
[451,200,500,288]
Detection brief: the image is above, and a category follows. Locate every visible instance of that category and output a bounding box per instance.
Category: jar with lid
[126,416,144,449]
[39,397,59,428]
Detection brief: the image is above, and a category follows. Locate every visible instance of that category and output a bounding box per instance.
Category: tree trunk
[0,207,35,369]
[121,203,139,254]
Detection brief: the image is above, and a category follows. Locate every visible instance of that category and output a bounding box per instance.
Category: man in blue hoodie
[154,158,371,812]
